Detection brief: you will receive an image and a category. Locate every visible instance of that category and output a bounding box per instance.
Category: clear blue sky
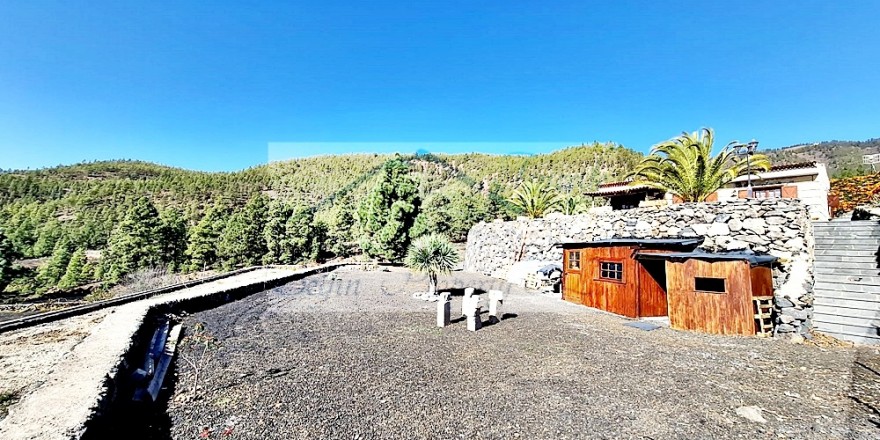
[1,1,878,172]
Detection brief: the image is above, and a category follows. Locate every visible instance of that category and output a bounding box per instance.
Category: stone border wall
[464,199,815,336]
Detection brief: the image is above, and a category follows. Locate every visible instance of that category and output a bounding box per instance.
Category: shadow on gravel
[81,360,178,440]
[446,288,488,297]
[848,347,880,432]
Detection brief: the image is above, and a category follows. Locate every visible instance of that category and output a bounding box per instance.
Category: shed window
[695,277,726,293]
[599,261,623,281]
[567,251,581,270]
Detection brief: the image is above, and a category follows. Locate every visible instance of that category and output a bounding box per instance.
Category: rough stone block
[706,223,730,237]
[727,218,743,232]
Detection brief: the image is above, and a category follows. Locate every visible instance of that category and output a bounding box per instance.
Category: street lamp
[733,139,759,198]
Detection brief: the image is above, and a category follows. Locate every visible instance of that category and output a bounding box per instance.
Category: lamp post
[734,140,759,198]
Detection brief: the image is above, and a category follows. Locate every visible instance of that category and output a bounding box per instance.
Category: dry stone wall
[464,199,815,336]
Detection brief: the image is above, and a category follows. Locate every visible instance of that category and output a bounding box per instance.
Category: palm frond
[628,128,772,202]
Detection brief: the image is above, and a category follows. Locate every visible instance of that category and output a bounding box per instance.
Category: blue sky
[1,1,878,171]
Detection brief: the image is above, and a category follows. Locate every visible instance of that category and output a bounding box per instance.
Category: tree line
[0,145,642,296]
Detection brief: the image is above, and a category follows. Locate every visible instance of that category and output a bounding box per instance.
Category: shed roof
[584,184,659,197]
[557,238,703,248]
[634,250,777,266]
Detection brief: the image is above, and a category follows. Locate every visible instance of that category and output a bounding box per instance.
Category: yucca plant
[509,180,561,218]
[405,233,460,295]
[628,128,771,202]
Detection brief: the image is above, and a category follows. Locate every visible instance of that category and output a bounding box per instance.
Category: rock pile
[464,199,814,336]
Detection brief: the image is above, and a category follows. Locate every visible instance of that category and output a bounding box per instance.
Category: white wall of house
[715,163,830,221]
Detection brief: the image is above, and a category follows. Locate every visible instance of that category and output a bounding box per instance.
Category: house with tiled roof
[715,161,830,220]
[587,161,831,220]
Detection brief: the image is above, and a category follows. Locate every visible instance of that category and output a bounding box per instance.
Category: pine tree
[32,219,63,257]
[283,204,318,263]
[262,201,322,264]
[324,202,358,258]
[218,195,267,268]
[58,248,89,289]
[487,182,516,221]
[262,200,293,265]
[357,158,421,261]
[38,237,74,288]
[102,197,163,283]
[185,202,228,271]
[158,208,187,270]
[0,228,19,292]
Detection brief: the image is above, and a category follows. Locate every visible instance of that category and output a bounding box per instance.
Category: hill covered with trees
[764,138,880,178]
[0,143,641,297]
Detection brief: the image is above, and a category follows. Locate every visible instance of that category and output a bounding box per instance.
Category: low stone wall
[464,199,815,336]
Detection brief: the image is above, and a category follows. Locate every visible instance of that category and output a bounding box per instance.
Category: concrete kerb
[0,266,262,334]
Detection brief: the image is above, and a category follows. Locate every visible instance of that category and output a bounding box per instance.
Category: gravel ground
[167,267,878,439]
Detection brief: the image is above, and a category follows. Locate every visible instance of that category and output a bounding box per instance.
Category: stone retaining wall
[464,199,815,336]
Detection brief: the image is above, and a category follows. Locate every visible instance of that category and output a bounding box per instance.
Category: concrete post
[437,292,451,328]
[462,287,475,316]
[465,295,482,332]
[488,290,503,324]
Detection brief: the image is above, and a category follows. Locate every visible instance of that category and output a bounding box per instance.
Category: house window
[695,277,726,293]
[567,251,581,270]
[754,187,782,199]
[599,261,623,281]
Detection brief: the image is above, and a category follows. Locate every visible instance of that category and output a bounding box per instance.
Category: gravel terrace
[168,267,878,439]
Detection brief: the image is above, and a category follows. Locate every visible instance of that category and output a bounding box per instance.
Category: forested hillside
[764,138,880,178]
[0,143,640,297]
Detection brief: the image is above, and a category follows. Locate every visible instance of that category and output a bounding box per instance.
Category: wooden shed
[635,251,777,336]
[560,238,701,318]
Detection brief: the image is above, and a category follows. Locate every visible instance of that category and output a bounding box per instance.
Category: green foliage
[486,182,517,221]
[358,159,421,261]
[58,248,91,289]
[0,229,18,292]
[411,183,490,242]
[557,194,587,215]
[158,208,188,270]
[0,144,646,292]
[509,181,561,218]
[833,166,871,179]
[628,128,772,202]
[263,201,323,264]
[185,201,229,272]
[32,219,64,257]
[219,195,268,268]
[102,197,164,282]
[404,233,460,294]
[318,200,359,258]
[38,238,75,288]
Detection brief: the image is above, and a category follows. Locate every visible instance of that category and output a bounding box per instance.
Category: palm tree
[405,233,460,295]
[509,181,561,218]
[557,194,587,215]
[628,128,771,202]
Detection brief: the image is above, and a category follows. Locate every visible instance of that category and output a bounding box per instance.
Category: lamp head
[746,139,759,153]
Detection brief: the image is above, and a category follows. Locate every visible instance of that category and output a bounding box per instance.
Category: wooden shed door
[562,250,583,304]
[637,260,668,317]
